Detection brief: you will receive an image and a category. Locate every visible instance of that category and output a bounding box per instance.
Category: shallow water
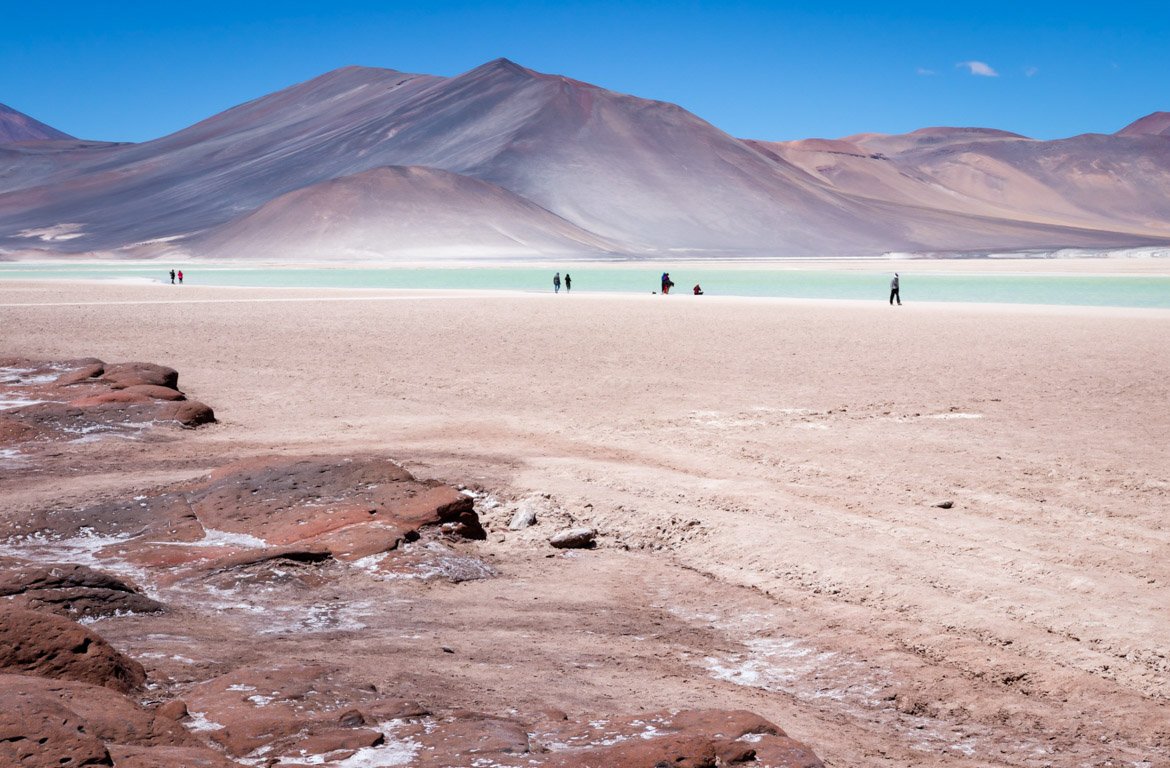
[2,262,1169,308]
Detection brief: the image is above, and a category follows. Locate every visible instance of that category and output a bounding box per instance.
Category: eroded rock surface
[0,561,165,620]
[0,673,229,768]
[0,607,146,693]
[3,455,488,587]
[172,661,822,767]
[0,358,215,452]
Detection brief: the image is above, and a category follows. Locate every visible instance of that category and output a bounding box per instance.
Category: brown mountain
[1115,112,1170,137]
[0,103,74,144]
[1,62,1168,259]
[760,122,1170,243]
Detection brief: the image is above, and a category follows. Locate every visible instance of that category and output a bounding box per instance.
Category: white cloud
[1024,66,1039,77]
[957,61,999,77]
[916,67,936,76]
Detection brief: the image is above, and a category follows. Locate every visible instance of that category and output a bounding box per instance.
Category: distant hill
[0,103,74,143]
[1115,112,1170,138]
[190,165,621,260]
[1,61,1168,259]
[758,123,1170,241]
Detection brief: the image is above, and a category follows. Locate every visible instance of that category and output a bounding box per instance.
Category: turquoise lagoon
[2,262,1168,309]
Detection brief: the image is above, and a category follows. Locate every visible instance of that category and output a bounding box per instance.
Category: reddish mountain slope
[0,103,74,144]
[1,61,1168,258]
[1115,112,1170,137]
[764,125,1170,240]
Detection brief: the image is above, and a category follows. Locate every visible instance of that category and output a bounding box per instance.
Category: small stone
[337,709,367,727]
[441,646,455,654]
[549,528,596,549]
[933,500,954,509]
[508,507,537,530]
[156,699,189,721]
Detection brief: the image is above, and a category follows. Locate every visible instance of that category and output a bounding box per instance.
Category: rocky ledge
[0,358,216,453]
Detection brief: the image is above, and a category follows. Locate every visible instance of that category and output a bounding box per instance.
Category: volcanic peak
[1116,111,1170,137]
[0,102,75,144]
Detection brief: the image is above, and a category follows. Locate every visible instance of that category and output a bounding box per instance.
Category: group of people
[168,269,184,284]
[552,270,700,295]
[549,270,903,302]
[662,273,706,295]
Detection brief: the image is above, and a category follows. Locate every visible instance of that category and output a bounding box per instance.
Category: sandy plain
[1,268,1168,767]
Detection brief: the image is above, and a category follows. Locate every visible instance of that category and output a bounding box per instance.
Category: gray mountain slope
[0,103,75,144]
[188,165,622,260]
[1,61,1169,258]
[0,60,898,256]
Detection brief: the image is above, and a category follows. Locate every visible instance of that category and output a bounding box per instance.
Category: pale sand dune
[2,278,1168,765]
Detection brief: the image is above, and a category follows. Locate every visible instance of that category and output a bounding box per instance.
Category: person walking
[889,272,901,305]
[564,273,572,292]
[177,270,184,285]
[553,272,561,293]
[661,272,674,294]
[169,269,175,284]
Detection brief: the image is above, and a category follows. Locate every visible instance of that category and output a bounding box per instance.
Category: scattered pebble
[550,527,597,549]
[509,507,537,530]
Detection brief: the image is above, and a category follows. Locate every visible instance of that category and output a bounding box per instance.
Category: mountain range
[2,59,1169,260]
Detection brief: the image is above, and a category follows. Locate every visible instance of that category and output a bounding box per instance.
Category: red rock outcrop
[0,358,215,447]
[0,674,230,768]
[0,562,165,620]
[3,455,488,588]
[173,662,823,767]
[530,709,823,768]
[0,607,146,693]
[0,687,113,767]
[106,745,243,768]
[100,362,180,390]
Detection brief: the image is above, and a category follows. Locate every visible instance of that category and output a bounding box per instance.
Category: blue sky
[3,1,1168,143]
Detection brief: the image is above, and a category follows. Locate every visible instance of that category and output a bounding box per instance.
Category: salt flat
[2,276,1167,766]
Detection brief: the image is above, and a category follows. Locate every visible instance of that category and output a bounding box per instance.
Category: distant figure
[553,272,561,293]
[169,269,175,284]
[661,272,675,294]
[693,284,703,295]
[177,270,184,285]
[889,272,901,305]
[564,273,572,292]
